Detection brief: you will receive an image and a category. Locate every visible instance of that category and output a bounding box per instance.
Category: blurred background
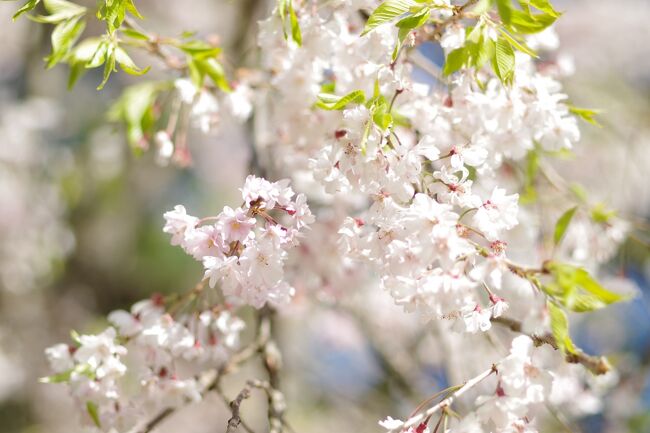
[0,0,649,432]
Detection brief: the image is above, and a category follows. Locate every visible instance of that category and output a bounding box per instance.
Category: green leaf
[495,0,513,25]
[177,40,222,59]
[31,0,85,23]
[395,6,429,29]
[12,0,41,20]
[564,292,607,313]
[97,42,116,90]
[121,28,149,40]
[39,369,73,383]
[371,98,392,131]
[524,0,560,17]
[492,37,515,85]
[45,15,85,68]
[508,8,557,34]
[187,58,204,88]
[202,58,231,92]
[498,28,538,58]
[553,206,577,246]
[442,47,468,76]
[115,47,149,75]
[97,0,142,34]
[544,262,629,312]
[574,268,627,304]
[288,0,302,46]
[86,401,101,428]
[568,105,601,127]
[497,0,558,33]
[362,0,416,35]
[392,26,411,62]
[547,301,576,354]
[277,0,288,37]
[467,34,495,69]
[316,90,366,110]
[124,0,142,19]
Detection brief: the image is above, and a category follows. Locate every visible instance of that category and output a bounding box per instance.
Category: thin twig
[123,17,186,71]
[398,365,497,431]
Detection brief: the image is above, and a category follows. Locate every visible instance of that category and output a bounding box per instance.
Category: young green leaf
[395,6,429,29]
[201,58,231,92]
[45,15,85,68]
[124,0,142,19]
[86,401,101,428]
[362,0,416,35]
[508,8,557,34]
[392,26,411,62]
[97,0,142,35]
[495,0,512,25]
[544,261,630,312]
[97,42,116,90]
[574,268,628,304]
[115,47,150,75]
[121,27,148,40]
[442,47,468,76]
[492,37,515,85]
[553,206,577,246]
[288,0,302,46]
[12,0,41,20]
[568,105,602,127]
[564,292,607,313]
[316,90,366,110]
[523,0,560,17]
[467,34,495,69]
[177,40,222,59]
[498,28,538,58]
[31,0,86,24]
[39,369,73,383]
[371,98,392,131]
[547,301,576,354]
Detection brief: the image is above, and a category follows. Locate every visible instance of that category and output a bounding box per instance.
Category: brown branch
[492,317,612,375]
[258,307,286,433]
[226,384,253,433]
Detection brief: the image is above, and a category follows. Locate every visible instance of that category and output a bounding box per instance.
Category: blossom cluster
[45,297,245,431]
[33,0,636,432]
[164,175,314,307]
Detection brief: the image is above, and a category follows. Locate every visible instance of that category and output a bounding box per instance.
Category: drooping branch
[492,316,612,375]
